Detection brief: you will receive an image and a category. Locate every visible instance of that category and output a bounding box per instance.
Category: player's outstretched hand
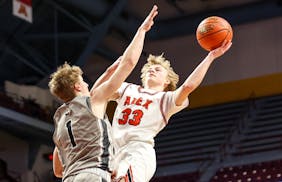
[139,5,158,32]
[209,40,232,59]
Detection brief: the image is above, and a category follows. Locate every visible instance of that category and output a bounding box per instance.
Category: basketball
[196,16,233,51]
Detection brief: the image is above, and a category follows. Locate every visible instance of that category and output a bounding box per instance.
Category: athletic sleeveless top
[53,96,114,180]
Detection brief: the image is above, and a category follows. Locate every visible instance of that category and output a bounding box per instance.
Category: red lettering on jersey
[124,96,131,106]
[135,98,143,106]
[123,96,153,109]
[142,100,153,109]
[131,98,137,104]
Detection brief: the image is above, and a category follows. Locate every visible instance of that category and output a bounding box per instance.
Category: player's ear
[164,78,170,89]
[165,77,170,85]
[74,82,81,92]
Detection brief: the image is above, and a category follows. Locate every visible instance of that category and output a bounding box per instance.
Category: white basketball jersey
[112,82,188,148]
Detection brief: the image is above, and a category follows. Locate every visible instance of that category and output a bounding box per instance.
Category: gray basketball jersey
[53,96,113,180]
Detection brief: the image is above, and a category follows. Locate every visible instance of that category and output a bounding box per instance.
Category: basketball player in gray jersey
[53,91,114,181]
[48,5,158,182]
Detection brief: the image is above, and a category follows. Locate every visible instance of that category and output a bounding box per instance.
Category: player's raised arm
[91,5,159,101]
[174,40,232,106]
[90,57,121,91]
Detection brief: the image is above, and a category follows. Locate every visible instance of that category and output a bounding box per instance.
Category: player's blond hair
[141,54,179,91]
[48,63,83,102]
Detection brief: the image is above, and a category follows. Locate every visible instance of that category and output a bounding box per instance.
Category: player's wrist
[137,27,147,34]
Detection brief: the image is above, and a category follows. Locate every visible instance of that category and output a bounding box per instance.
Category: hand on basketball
[209,40,232,59]
[139,5,158,32]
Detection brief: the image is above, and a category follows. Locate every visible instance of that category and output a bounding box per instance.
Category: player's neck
[144,84,164,92]
[75,91,90,97]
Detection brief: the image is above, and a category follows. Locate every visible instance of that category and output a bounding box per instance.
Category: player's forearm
[91,30,147,100]
[90,58,121,92]
[90,6,157,100]
[175,41,232,105]
[104,5,157,94]
[120,5,157,67]
[185,40,231,90]
[53,147,63,178]
[121,29,146,67]
[110,28,146,84]
[91,71,112,93]
[183,54,214,92]
[184,40,231,89]
[175,55,214,105]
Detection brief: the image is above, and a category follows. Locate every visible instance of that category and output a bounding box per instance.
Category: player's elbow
[182,83,196,94]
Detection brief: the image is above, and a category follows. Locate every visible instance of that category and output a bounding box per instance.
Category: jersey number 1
[118,108,144,126]
[66,121,76,147]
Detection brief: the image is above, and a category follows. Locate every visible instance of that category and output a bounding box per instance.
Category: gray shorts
[64,168,111,182]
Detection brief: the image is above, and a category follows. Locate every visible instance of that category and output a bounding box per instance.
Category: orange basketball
[196,16,233,51]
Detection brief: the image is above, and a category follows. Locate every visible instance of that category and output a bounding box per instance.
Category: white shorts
[113,141,156,182]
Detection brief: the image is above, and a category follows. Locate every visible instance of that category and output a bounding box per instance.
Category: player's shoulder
[54,96,89,119]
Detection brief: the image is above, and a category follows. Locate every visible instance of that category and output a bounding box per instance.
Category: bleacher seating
[152,159,282,182]
[155,101,248,167]
[153,94,282,181]
[151,171,199,182]
[0,91,54,123]
[211,159,282,182]
[0,92,22,112]
[232,94,282,156]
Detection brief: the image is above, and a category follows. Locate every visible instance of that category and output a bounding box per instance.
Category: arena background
[0,0,282,181]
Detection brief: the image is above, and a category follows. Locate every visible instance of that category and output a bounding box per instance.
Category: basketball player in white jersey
[111,40,232,181]
[49,5,159,182]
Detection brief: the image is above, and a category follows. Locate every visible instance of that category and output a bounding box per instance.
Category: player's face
[76,75,90,96]
[145,64,169,88]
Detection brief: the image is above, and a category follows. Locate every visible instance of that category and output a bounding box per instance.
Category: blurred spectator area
[152,159,282,182]
[0,90,55,123]
[0,81,59,123]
